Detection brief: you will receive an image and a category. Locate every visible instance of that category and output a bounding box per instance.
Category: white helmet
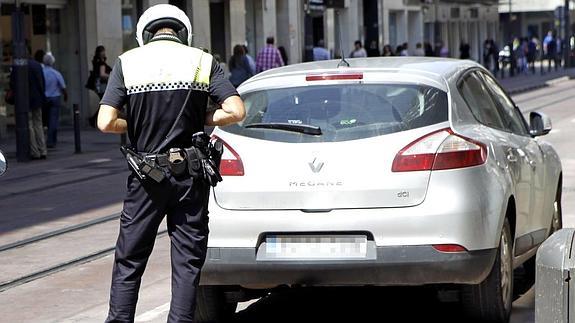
[136,4,192,47]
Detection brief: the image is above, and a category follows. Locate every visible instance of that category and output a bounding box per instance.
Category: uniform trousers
[105,172,210,323]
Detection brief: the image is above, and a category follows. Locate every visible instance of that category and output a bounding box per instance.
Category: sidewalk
[0,127,123,168]
[497,67,575,95]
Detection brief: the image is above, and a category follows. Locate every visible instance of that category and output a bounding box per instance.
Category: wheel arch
[505,195,517,245]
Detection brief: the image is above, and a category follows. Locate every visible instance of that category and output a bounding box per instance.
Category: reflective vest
[120,40,213,95]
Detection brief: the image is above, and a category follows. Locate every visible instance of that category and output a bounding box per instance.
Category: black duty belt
[120,132,224,187]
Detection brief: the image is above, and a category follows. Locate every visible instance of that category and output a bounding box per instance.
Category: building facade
[421,0,499,61]
[499,0,574,43]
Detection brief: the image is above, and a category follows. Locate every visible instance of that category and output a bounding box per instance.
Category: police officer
[97,4,245,322]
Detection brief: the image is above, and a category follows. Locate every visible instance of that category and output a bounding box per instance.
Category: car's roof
[245,57,481,87]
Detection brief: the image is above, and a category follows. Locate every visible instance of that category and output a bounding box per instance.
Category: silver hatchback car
[196,58,562,323]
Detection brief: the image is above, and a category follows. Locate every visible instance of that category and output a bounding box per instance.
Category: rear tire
[461,218,513,323]
[195,286,237,323]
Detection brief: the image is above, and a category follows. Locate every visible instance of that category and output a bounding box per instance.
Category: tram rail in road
[0,226,168,292]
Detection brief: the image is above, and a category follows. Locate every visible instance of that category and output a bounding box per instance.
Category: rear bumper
[200,246,497,286]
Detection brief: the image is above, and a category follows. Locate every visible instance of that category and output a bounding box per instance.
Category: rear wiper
[244,123,322,135]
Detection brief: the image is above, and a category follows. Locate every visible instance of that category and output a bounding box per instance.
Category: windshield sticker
[340,119,357,125]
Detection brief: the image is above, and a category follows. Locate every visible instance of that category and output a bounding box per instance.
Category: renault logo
[309,158,324,173]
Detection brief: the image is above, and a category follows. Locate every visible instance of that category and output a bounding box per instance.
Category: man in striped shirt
[255,36,284,73]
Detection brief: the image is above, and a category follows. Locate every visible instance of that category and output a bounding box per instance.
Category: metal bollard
[73,104,82,153]
[535,228,575,323]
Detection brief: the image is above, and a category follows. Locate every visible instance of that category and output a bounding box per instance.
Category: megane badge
[309,158,324,173]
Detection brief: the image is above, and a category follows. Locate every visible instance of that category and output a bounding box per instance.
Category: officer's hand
[98,105,128,134]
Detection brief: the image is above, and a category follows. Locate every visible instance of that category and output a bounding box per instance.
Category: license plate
[263,235,368,260]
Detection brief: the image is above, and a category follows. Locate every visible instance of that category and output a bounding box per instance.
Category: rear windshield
[221,84,448,143]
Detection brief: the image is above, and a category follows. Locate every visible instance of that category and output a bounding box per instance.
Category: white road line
[571,118,575,123]
[135,302,170,322]
[88,158,113,164]
[550,129,561,134]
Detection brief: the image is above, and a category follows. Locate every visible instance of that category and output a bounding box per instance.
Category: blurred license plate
[264,235,367,259]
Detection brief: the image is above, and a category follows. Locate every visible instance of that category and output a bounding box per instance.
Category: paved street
[0,76,574,322]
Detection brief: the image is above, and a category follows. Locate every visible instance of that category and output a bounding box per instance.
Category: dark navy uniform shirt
[101,39,238,154]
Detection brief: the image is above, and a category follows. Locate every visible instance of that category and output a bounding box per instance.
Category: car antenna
[335,10,350,68]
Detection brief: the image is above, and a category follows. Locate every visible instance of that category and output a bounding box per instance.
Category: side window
[479,72,529,136]
[458,72,505,130]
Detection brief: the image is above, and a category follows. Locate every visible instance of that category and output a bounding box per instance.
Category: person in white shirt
[350,40,367,58]
[414,43,425,56]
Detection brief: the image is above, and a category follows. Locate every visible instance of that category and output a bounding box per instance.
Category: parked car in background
[196,57,562,323]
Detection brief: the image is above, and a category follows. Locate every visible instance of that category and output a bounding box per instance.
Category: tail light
[392,128,487,172]
[432,244,467,253]
[211,135,244,176]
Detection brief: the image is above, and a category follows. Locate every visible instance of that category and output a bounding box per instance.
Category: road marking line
[88,158,112,164]
[135,302,170,322]
[550,129,561,134]
[571,118,575,123]
[545,76,570,86]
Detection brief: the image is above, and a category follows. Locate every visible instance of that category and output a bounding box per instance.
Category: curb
[506,75,574,95]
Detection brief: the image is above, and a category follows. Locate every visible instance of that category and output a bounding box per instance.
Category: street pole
[11,1,30,162]
[564,0,571,67]
[73,104,82,154]
[507,0,513,42]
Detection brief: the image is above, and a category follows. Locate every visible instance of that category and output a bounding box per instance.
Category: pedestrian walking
[255,36,284,73]
[96,4,245,322]
[350,40,367,58]
[400,43,409,56]
[459,41,470,59]
[382,44,394,56]
[515,37,528,74]
[366,40,380,57]
[543,30,557,72]
[424,42,434,57]
[555,36,563,69]
[439,44,449,57]
[213,54,229,79]
[312,39,330,61]
[10,50,47,160]
[483,39,499,74]
[34,49,50,129]
[414,43,425,56]
[228,44,254,87]
[42,52,67,148]
[527,36,537,74]
[278,46,289,65]
[88,45,112,127]
[243,45,256,73]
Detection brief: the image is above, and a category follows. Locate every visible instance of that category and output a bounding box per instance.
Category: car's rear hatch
[212,72,450,210]
[213,125,449,210]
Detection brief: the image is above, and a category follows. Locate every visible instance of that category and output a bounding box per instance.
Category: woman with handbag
[88,45,112,127]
